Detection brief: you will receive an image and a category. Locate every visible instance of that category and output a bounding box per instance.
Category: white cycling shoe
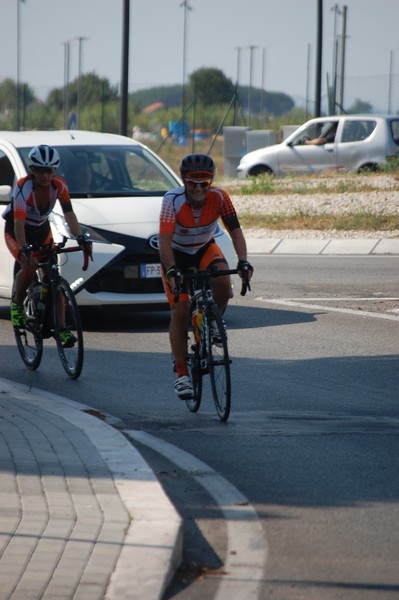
[174,375,194,400]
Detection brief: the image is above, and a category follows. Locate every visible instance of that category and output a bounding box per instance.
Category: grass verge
[238,211,399,231]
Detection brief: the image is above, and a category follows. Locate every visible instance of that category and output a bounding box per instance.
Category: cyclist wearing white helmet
[159,153,253,400]
[3,144,90,341]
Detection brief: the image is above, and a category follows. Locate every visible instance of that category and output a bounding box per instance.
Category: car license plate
[140,263,161,278]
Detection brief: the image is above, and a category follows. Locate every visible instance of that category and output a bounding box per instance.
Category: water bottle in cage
[192,306,203,344]
[37,280,49,311]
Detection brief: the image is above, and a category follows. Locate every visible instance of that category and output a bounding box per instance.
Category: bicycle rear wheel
[186,334,202,412]
[207,304,231,422]
[14,287,43,370]
[52,277,83,379]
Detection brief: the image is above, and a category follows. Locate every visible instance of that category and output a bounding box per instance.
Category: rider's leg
[12,262,37,305]
[169,299,190,376]
[199,241,231,314]
[210,260,231,314]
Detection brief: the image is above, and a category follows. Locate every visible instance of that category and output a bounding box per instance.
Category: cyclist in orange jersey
[159,153,253,400]
[3,144,91,344]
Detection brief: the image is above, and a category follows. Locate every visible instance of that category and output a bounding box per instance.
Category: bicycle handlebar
[172,267,251,302]
[61,246,91,271]
[30,241,92,272]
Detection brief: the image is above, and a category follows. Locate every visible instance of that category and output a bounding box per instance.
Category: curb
[0,378,182,600]
[246,237,399,255]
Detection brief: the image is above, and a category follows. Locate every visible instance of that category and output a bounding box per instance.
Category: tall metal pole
[306,43,311,119]
[16,0,24,130]
[315,0,323,117]
[76,36,88,128]
[331,4,341,114]
[63,41,70,129]
[119,0,130,136]
[388,50,393,114]
[234,46,242,125]
[338,5,347,114]
[248,45,257,127]
[180,1,192,125]
[260,47,267,123]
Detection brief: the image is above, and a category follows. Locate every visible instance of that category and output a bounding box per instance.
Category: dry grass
[238,212,399,231]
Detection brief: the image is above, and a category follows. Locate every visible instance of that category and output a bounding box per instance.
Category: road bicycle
[13,238,90,379]
[175,267,250,422]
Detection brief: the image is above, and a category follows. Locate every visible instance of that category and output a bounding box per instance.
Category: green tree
[188,68,235,106]
[347,98,373,114]
[0,78,35,110]
[46,72,118,111]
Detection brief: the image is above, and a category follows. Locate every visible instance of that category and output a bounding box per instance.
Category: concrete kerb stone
[0,378,183,600]
[246,237,399,255]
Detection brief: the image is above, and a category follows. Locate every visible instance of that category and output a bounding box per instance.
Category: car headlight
[49,211,109,244]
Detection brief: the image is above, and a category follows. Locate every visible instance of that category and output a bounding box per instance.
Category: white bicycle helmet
[28,145,60,169]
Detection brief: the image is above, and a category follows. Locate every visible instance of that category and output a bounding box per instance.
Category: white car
[0,130,236,307]
[237,115,399,177]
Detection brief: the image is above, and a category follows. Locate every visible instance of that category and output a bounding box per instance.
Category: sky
[1,0,399,113]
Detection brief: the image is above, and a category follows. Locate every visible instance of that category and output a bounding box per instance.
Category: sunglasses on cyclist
[184,178,212,189]
[31,167,55,174]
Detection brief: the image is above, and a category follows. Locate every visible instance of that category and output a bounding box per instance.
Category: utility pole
[247,45,257,127]
[180,1,192,122]
[119,0,130,136]
[16,0,26,130]
[75,36,88,128]
[338,5,347,114]
[234,46,243,125]
[63,40,70,129]
[315,0,323,117]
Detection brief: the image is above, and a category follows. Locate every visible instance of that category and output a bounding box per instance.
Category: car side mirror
[0,185,12,204]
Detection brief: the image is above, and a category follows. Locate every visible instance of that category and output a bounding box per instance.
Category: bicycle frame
[181,267,240,422]
[14,238,89,379]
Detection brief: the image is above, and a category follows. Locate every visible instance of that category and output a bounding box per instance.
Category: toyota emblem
[148,234,160,250]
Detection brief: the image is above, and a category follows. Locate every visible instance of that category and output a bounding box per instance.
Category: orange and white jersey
[159,185,240,255]
[3,174,73,227]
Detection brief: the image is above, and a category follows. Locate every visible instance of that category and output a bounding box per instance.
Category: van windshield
[18,144,179,197]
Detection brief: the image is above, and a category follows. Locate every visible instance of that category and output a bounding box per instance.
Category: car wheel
[358,163,379,173]
[249,165,273,176]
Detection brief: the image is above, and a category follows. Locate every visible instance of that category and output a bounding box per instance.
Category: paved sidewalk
[0,378,182,600]
[246,236,399,255]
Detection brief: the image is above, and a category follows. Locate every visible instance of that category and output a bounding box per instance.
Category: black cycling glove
[76,234,93,259]
[237,259,254,276]
[165,264,182,284]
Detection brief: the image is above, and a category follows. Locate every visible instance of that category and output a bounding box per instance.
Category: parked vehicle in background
[237,115,399,177]
[0,130,235,308]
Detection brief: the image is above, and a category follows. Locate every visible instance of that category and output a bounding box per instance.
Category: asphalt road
[0,255,398,599]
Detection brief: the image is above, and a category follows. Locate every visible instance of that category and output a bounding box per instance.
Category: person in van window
[304,121,338,145]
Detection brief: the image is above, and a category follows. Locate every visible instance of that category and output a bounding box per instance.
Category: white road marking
[255,297,399,321]
[126,430,267,600]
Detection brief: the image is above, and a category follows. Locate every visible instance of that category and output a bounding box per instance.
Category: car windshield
[18,144,179,197]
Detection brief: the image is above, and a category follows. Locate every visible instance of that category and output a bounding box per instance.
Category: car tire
[249,165,273,176]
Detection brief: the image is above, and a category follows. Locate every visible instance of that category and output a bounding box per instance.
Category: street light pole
[16,0,26,130]
[119,0,130,136]
[180,0,192,121]
[247,45,257,127]
[234,46,243,125]
[63,40,71,129]
[75,36,88,128]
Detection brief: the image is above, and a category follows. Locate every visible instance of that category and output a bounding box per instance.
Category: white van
[237,115,399,177]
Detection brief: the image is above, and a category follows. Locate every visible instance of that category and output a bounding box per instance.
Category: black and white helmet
[28,145,60,169]
[179,153,215,179]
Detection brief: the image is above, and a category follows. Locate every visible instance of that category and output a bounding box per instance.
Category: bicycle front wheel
[207,304,231,422]
[52,277,84,379]
[14,288,43,370]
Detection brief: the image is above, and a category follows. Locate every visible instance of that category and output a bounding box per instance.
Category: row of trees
[0,66,373,135]
[0,68,297,134]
